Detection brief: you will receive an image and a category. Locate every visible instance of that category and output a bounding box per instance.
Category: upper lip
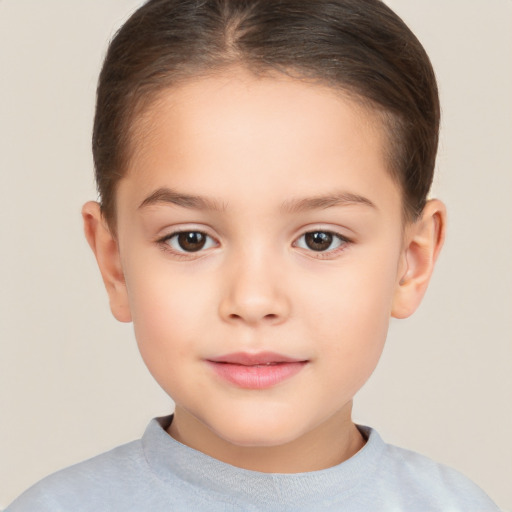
[207,352,306,366]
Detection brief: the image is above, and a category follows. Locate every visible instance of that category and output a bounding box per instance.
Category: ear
[82,201,132,323]
[391,199,446,319]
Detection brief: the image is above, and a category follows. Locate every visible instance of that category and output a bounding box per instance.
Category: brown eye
[178,232,206,251]
[295,231,348,253]
[165,231,216,253]
[304,231,333,251]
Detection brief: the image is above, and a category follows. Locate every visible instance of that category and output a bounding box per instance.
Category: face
[106,70,412,456]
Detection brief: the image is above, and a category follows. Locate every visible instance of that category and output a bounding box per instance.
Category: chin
[210,413,309,448]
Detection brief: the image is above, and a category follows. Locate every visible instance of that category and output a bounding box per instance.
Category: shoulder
[364,428,500,511]
[6,440,149,512]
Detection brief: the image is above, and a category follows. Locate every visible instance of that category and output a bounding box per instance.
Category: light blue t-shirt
[7,416,500,511]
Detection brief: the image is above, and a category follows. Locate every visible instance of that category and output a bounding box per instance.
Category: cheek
[300,252,399,381]
[302,250,398,327]
[124,260,215,377]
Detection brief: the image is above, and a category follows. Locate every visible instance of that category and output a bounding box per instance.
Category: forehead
[120,69,401,217]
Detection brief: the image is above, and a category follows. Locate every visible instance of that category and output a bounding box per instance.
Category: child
[6,0,501,510]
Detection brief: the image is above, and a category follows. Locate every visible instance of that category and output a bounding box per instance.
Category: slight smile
[206,352,309,389]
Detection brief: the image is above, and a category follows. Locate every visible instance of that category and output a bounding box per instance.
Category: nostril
[226,312,280,323]
[219,291,291,325]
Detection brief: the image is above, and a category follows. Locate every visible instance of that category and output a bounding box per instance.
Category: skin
[83,68,445,473]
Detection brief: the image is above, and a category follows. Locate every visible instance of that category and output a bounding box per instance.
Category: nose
[218,250,291,326]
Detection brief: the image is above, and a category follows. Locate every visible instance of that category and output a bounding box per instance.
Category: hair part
[93,0,440,230]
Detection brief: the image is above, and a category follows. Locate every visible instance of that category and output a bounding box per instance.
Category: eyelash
[156,229,351,259]
[157,230,218,258]
[293,231,351,259]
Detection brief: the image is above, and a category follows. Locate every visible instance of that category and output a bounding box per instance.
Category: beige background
[0,0,511,510]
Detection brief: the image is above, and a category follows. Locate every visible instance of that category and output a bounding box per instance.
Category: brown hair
[93,0,439,228]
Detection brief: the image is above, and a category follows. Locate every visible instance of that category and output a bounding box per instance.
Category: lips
[206,352,308,389]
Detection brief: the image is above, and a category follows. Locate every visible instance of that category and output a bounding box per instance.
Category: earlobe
[391,199,446,319]
[82,201,132,323]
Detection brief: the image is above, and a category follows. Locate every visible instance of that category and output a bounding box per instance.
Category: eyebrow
[138,187,227,212]
[138,187,376,214]
[280,191,377,214]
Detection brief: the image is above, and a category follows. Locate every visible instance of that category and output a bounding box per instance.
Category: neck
[167,405,366,473]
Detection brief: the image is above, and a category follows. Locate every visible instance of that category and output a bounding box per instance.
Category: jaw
[168,399,364,473]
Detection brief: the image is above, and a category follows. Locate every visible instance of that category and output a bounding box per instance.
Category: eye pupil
[178,232,206,252]
[305,231,333,251]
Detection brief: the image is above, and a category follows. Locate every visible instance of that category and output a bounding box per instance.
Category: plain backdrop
[0,0,511,510]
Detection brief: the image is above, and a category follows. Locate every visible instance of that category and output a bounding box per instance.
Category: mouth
[206,352,308,389]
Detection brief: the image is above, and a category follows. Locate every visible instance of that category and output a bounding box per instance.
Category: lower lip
[207,361,307,389]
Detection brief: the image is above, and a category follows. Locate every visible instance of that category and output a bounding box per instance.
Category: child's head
[92,0,439,230]
[83,0,445,470]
